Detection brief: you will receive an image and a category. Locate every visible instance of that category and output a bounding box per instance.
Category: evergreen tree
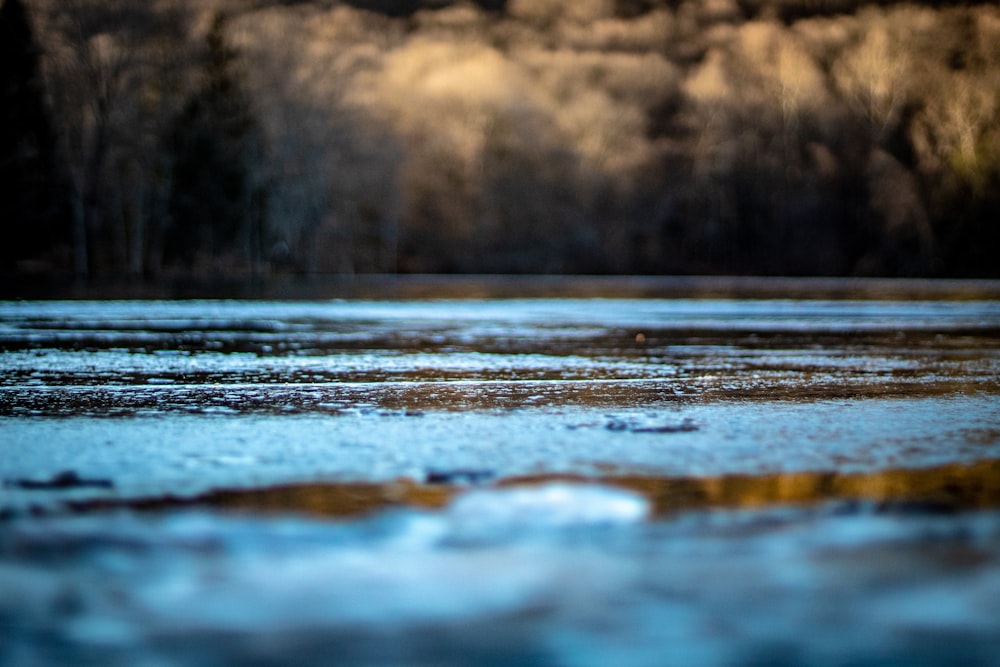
[165,13,264,267]
[0,0,70,270]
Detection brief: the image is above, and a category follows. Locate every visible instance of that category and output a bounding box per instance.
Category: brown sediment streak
[94,481,456,518]
[69,458,1000,519]
[592,458,1000,515]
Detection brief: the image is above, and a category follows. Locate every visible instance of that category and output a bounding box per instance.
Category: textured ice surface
[1,297,998,665]
[2,397,999,514]
[3,299,997,419]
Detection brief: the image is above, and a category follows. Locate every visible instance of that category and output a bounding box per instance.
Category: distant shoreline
[3,274,999,301]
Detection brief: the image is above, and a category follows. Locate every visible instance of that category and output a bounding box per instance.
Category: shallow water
[1,295,999,665]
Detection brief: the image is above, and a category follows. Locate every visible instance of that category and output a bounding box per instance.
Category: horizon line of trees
[2,0,999,282]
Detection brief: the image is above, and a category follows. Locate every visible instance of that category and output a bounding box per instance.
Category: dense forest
[2,0,999,283]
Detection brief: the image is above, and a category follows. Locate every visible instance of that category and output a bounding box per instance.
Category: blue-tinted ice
[1,296,999,665]
[2,487,999,666]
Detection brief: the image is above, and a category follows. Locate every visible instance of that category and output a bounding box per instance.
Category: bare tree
[832,19,912,146]
[31,0,192,279]
[233,6,402,275]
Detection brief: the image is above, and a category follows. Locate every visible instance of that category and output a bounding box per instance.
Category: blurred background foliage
[2,0,999,282]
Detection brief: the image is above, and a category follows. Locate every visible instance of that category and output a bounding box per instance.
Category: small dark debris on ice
[425,469,496,485]
[6,470,114,490]
[605,418,699,434]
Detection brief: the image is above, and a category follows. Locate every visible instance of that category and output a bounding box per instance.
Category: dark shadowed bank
[2,0,1000,285]
[3,273,1000,301]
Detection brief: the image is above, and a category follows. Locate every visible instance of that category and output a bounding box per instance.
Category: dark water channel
[1,290,999,665]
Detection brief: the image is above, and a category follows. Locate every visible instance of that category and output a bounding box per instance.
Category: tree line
[2,0,999,283]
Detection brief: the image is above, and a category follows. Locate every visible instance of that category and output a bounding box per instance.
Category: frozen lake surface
[1,294,999,665]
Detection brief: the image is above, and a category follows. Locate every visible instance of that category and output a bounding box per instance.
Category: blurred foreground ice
[1,483,999,667]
